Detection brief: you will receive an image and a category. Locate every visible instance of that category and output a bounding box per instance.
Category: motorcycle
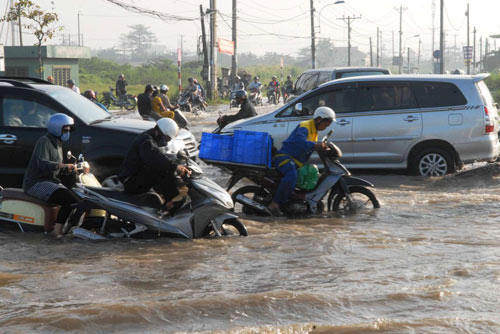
[267,85,279,105]
[71,149,248,240]
[210,131,380,216]
[100,86,137,111]
[0,152,105,235]
[0,148,248,239]
[178,92,206,114]
[249,89,263,106]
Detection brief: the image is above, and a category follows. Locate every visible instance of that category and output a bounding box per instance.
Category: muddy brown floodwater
[1,104,500,333]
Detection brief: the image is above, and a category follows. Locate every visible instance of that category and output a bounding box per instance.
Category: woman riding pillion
[268,107,336,216]
[22,114,82,237]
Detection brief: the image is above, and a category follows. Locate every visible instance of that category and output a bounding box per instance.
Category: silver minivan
[222,74,500,176]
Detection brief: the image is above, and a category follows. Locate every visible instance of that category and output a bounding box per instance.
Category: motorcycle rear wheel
[125,98,137,111]
[329,186,380,213]
[231,185,272,215]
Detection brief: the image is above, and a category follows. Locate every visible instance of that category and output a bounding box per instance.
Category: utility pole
[17,2,22,46]
[479,36,482,72]
[432,0,436,55]
[231,0,237,84]
[209,0,217,100]
[200,5,210,97]
[395,5,407,74]
[439,0,444,73]
[10,0,15,46]
[466,3,470,74]
[337,15,361,66]
[369,37,373,66]
[473,27,476,74]
[310,0,316,69]
[78,12,81,47]
[407,47,410,73]
[380,30,383,67]
[392,30,394,59]
[376,27,379,67]
[417,38,421,73]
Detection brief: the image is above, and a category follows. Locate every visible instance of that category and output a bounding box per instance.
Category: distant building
[484,50,500,73]
[3,45,90,86]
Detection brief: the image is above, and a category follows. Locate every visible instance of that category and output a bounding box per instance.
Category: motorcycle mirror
[177,150,189,162]
[78,153,84,162]
[66,151,72,159]
[322,130,333,143]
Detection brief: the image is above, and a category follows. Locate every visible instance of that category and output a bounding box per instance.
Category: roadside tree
[1,0,62,79]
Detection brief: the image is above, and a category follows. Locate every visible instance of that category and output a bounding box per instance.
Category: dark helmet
[235,75,241,80]
[235,89,247,100]
[67,79,75,85]
[145,84,153,93]
[83,89,96,100]
[254,76,259,80]
[287,75,292,79]
[188,77,194,83]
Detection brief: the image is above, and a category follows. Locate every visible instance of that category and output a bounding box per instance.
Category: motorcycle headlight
[166,137,186,154]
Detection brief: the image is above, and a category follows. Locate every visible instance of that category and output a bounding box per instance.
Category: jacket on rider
[271,119,318,207]
[223,98,257,125]
[116,78,127,96]
[137,92,158,120]
[118,128,179,201]
[276,119,318,165]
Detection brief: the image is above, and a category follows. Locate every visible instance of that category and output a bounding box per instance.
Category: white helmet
[156,118,178,139]
[160,84,169,92]
[313,106,336,122]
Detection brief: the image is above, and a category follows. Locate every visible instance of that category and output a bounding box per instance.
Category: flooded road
[1,104,500,333]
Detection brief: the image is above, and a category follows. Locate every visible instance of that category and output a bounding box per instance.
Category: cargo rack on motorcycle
[199,130,273,168]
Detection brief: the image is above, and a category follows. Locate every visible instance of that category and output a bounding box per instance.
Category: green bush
[484,71,500,104]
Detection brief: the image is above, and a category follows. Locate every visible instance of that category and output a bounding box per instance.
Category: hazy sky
[1,0,500,60]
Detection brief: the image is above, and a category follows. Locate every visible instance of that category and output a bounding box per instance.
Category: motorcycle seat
[1,188,59,207]
[85,186,164,209]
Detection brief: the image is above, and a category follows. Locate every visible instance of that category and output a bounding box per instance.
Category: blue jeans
[272,157,297,206]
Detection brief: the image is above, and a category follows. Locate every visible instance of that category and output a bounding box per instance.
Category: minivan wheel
[414,148,455,177]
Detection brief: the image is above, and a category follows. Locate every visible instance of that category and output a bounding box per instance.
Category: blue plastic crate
[232,130,272,167]
[199,132,234,162]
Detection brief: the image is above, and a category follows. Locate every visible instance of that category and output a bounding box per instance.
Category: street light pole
[310,0,316,69]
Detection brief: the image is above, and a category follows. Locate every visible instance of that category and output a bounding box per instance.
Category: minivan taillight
[484,106,495,133]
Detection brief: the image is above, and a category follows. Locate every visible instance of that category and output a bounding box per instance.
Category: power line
[103,0,198,22]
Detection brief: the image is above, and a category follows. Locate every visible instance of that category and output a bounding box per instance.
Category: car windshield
[35,85,111,124]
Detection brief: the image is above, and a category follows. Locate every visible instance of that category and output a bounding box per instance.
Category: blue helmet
[48,113,74,137]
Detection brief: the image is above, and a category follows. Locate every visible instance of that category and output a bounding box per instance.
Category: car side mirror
[294,103,303,114]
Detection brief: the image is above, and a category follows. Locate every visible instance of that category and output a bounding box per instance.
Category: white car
[222,74,500,176]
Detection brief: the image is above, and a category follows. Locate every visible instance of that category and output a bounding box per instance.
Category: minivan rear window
[295,73,319,94]
[476,80,494,107]
[338,71,388,78]
[412,81,467,108]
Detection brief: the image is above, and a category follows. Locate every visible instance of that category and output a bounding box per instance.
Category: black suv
[0,77,198,187]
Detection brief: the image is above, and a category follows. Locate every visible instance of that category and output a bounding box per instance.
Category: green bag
[296,163,319,190]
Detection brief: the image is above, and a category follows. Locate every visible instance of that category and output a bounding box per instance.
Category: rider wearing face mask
[22,113,81,237]
[118,118,191,210]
